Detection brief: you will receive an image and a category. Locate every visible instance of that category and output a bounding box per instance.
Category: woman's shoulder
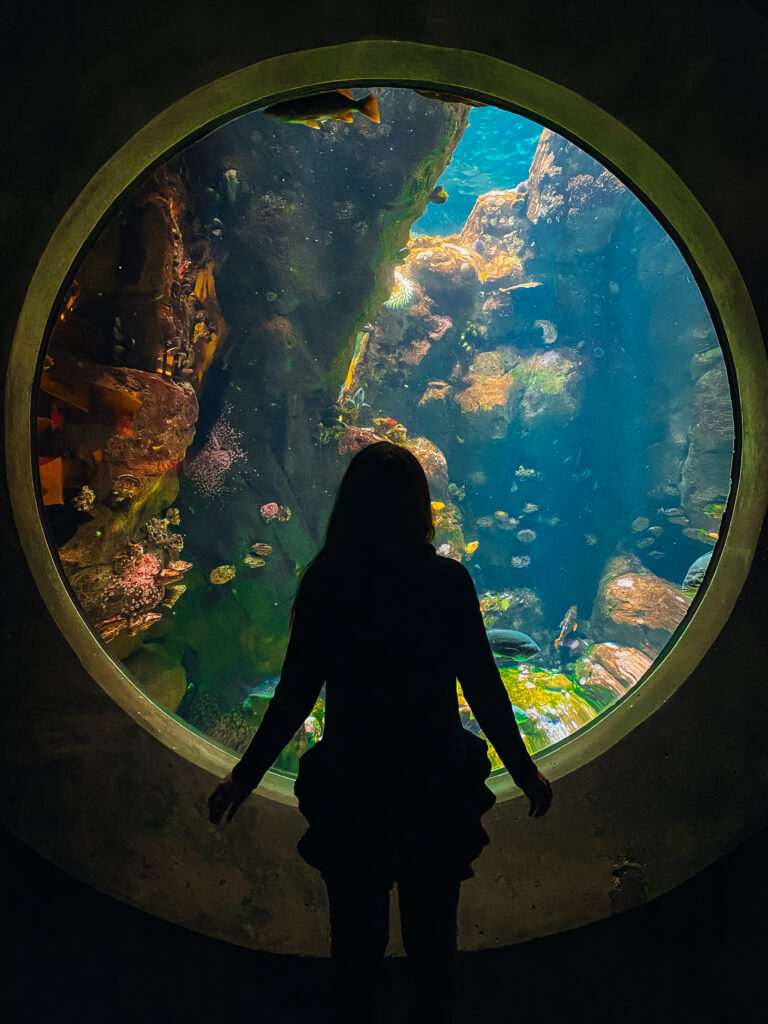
[432,550,474,587]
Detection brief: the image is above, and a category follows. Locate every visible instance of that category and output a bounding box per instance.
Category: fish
[682,551,712,597]
[486,629,540,662]
[263,89,380,129]
[413,88,487,107]
[431,501,445,512]
[498,281,542,292]
[554,605,578,648]
[464,541,479,555]
[429,185,449,204]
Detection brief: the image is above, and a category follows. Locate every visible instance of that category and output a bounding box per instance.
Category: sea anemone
[384,268,415,309]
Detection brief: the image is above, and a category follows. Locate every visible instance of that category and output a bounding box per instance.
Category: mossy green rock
[124,642,188,712]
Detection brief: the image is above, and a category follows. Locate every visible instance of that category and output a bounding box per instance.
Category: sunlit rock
[401,436,449,497]
[518,348,583,433]
[592,554,691,653]
[455,349,520,439]
[589,642,652,688]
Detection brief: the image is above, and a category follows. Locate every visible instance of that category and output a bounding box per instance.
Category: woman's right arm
[453,565,552,813]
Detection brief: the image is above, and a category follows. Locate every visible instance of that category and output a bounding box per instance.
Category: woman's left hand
[208,772,251,824]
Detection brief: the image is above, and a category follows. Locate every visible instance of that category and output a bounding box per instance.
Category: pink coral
[260,502,279,521]
[185,409,245,496]
[98,548,163,619]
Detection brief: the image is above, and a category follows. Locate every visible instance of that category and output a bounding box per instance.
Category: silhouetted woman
[209,441,552,1023]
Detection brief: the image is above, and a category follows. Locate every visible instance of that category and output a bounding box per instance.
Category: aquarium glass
[35,87,734,778]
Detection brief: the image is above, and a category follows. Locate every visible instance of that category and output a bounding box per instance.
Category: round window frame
[6,42,766,807]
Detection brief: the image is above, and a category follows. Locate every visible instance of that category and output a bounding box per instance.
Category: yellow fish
[264,89,380,129]
[431,501,445,511]
[464,541,479,555]
[499,281,542,292]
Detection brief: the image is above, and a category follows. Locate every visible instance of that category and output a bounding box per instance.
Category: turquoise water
[413,104,541,236]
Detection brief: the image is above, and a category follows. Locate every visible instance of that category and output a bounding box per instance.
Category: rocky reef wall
[39,89,469,747]
[340,126,732,699]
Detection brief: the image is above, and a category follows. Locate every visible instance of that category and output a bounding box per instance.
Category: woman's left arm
[208,569,326,823]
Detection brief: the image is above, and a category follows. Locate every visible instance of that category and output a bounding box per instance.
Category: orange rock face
[337,426,385,456]
[401,436,449,497]
[576,658,628,699]
[456,369,517,414]
[401,339,431,365]
[605,573,691,633]
[454,350,521,439]
[590,643,653,688]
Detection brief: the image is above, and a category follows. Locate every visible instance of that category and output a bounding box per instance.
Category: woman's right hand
[521,771,552,818]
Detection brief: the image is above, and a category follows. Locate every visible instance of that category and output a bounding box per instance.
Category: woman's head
[323,441,435,556]
[291,442,434,624]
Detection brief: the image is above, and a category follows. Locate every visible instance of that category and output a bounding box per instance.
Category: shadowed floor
[3,821,766,1022]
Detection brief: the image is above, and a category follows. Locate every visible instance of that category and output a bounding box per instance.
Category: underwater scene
[36,87,734,777]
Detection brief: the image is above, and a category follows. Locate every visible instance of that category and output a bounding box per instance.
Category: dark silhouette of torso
[233,540,537,882]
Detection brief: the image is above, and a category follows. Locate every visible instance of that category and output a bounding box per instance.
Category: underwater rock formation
[680,359,734,515]
[455,349,519,440]
[517,347,583,434]
[39,160,228,662]
[123,642,188,712]
[401,436,449,498]
[143,88,469,709]
[587,643,652,690]
[592,554,691,654]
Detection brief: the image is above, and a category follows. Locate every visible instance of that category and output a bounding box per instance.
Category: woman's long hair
[290,441,435,626]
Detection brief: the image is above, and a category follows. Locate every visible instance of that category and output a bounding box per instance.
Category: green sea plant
[351,387,370,413]
[314,421,346,445]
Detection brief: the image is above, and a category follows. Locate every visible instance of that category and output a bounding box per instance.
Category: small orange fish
[554,605,578,648]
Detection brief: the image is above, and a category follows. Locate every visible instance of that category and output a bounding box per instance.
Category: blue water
[412,105,542,236]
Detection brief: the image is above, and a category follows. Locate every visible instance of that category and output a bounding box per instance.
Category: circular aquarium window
[34,86,734,782]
